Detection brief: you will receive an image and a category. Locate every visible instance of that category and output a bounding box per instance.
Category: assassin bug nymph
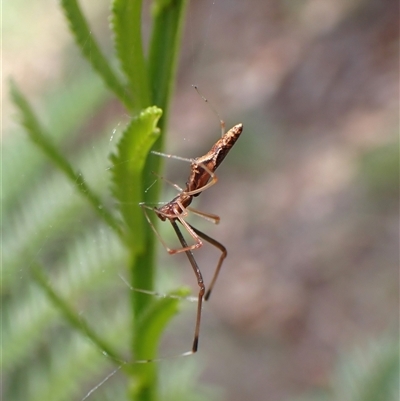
[140,120,243,354]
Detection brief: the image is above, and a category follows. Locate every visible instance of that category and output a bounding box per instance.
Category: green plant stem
[129,1,188,400]
[136,0,190,296]
[148,0,189,149]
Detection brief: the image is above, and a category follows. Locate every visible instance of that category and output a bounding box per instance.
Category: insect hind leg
[187,223,227,301]
[170,219,205,353]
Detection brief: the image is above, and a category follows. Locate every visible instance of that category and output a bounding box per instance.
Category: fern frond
[10,81,122,236]
[59,0,132,109]
[3,286,54,370]
[45,70,108,135]
[3,226,127,370]
[4,71,107,212]
[25,304,130,401]
[3,137,119,289]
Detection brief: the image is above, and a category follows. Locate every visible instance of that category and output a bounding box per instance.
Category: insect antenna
[192,84,225,137]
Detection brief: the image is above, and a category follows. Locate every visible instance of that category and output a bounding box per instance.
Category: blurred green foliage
[4,1,216,401]
[289,336,399,401]
[359,140,400,206]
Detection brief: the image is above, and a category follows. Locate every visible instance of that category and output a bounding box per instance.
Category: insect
[140,119,243,354]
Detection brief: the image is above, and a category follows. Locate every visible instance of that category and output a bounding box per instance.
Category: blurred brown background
[5,0,399,400]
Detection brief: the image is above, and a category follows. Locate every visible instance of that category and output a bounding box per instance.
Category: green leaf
[129,288,189,399]
[59,0,133,109]
[110,106,162,253]
[111,0,150,111]
[136,288,191,361]
[9,80,122,237]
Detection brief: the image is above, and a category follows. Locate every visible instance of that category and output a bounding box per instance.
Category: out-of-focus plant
[4,1,215,400]
[287,335,399,401]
